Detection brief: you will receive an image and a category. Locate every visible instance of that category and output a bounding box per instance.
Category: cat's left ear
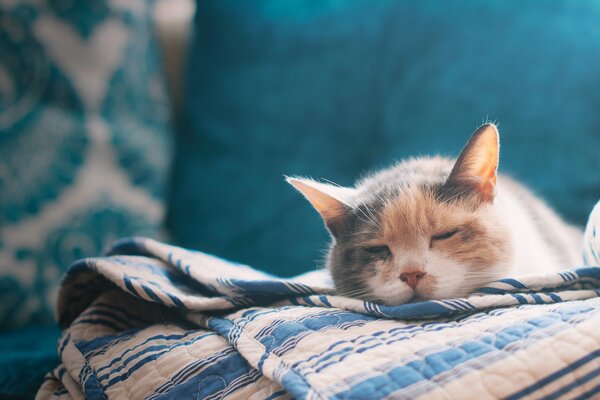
[445,123,499,202]
[286,177,354,237]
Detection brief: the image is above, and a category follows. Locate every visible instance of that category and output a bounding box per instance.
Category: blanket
[37,205,600,399]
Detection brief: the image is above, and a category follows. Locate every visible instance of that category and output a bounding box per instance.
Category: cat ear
[286,177,354,237]
[445,123,499,202]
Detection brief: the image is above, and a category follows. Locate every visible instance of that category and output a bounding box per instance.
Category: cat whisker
[334,286,374,298]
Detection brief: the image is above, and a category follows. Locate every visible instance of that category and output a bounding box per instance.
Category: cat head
[287,123,513,304]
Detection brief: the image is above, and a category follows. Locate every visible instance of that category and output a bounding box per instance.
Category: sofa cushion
[170,0,600,277]
[0,325,60,399]
[0,1,171,328]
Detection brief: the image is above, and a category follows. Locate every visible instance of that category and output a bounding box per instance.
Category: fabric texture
[37,205,600,399]
[0,1,171,329]
[171,0,600,277]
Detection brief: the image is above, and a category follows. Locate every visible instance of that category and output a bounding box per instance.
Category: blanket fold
[37,204,600,399]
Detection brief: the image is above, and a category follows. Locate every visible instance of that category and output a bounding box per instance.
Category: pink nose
[400,271,426,289]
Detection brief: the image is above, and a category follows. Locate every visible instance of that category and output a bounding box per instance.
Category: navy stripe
[573,381,600,400]
[139,283,164,304]
[302,296,317,307]
[327,306,596,400]
[104,336,225,387]
[59,333,70,356]
[545,366,600,400]
[319,295,333,307]
[506,349,600,400]
[165,292,186,308]
[530,293,544,304]
[95,330,209,375]
[512,294,528,304]
[296,311,514,372]
[476,287,509,295]
[548,293,562,302]
[123,275,142,298]
[497,278,528,289]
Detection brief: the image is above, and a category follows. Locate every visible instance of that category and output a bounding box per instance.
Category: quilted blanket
[37,205,600,399]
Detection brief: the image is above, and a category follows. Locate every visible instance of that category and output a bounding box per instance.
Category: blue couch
[2,0,600,398]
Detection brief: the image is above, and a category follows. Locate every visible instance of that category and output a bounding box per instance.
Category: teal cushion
[170,0,600,277]
[0,1,171,328]
[0,325,60,399]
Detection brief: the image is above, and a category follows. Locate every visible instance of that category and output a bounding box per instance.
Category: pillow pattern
[171,0,600,278]
[0,0,171,328]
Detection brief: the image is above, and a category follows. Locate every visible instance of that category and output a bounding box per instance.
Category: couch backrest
[172,0,600,277]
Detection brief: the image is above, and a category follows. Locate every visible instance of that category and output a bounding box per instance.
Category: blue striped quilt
[37,203,600,399]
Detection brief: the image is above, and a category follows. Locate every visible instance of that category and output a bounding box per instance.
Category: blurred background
[1,0,599,397]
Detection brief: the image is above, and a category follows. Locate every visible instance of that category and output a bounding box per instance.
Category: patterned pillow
[0,1,171,328]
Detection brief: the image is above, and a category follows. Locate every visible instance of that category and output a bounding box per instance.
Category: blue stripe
[301,296,317,307]
[513,294,528,304]
[299,306,554,374]
[545,366,600,400]
[565,271,578,281]
[139,283,164,304]
[548,293,562,302]
[319,295,333,307]
[148,351,258,400]
[373,300,454,319]
[104,337,226,387]
[152,348,238,395]
[59,333,70,356]
[530,293,544,304]
[456,299,474,310]
[257,312,374,353]
[326,306,595,400]
[573,382,600,400]
[123,275,141,297]
[475,287,509,294]
[497,278,528,289]
[93,330,211,376]
[293,307,528,372]
[506,349,600,400]
[257,351,270,373]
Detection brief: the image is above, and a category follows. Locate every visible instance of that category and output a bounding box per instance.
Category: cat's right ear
[286,177,354,237]
[444,123,500,203]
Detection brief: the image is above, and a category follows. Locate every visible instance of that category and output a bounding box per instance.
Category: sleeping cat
[287,124,582,304]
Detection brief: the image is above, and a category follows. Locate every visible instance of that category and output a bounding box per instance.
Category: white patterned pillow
[0,0,171,328]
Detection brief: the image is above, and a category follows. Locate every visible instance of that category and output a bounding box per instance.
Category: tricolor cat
[287,124,582,304]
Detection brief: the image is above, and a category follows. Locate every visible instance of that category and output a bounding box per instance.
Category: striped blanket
[37,204,600,399]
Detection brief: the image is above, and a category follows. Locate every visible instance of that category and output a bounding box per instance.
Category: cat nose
[399,271,426,289]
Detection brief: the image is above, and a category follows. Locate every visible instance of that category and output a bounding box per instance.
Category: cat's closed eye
[431,228,460,245]
[363,245,391,259]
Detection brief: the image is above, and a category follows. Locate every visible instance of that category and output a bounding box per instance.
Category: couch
[2,0,600,398]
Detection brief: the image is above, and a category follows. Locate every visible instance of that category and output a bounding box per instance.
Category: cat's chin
[372,292,414,306]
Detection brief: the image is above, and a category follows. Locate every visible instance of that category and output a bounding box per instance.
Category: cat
[287,124,582,304]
